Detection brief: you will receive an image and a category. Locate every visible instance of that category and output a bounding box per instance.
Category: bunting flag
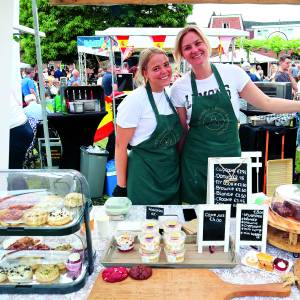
[217,37,224,57]
[94,96,114,148]
[151,35,166,48]
[219,36,233,55]
[116,36,129,54]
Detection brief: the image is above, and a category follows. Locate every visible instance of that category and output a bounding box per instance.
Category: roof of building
[244,20,300,29]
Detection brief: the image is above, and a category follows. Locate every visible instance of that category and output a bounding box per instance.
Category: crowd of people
[11,26,300,204]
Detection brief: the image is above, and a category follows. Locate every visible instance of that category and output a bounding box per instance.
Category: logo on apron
[154,128,179,148]
[197,107,230,135]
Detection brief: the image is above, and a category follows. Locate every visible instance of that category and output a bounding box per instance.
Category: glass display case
[0,170,94,294]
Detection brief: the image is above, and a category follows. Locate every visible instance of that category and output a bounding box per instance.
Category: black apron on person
[181,64,241,204]
[127,82,182,205]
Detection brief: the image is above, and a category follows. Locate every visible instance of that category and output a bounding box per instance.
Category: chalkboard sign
[207,157,252,218]
[197,205,231,253]
[146,206,164,220]
[235,204,268,253]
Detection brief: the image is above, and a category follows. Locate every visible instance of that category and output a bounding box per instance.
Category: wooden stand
[267,209,300,253]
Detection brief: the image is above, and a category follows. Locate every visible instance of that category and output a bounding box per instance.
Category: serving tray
[100,235,238,269]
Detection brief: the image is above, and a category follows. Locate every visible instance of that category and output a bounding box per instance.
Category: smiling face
[143,53,172,92]
[180,31,209,68]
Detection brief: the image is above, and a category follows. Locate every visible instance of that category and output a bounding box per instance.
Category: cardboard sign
[235,204,268,253]
[208,157,252,218]
[146,206,164,220]
[197,205,231,253]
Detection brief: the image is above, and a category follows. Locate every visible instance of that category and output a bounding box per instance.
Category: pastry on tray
[47,208,72,226]
[22,209,48,226]
[129,265,152,280]
[35,264,60,283]
[64,192,84,208]
[257,252,274,272]
[7,265,33,283]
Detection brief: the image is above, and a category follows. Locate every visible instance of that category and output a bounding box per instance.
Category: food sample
[64,193,84,208]
[164,231,186,253]
[142,220,159,234]
[65,252,82,273]
[7,265,33,283]
[0,267,7,282]
[162,220,182,233]
[139,233,160,253]
[139,247,161,263]
[256,252,274,272]
[164,248,185,263]
[3,236,50,251]
[35,264,60,283]
[47,208,72,226]
[102,267,128,283]
[273,257,289,272]
[245,253,259,267]
[0,208,24,222]
[129,265,152,280]
[115,232,135,252]
[22,209,48,226]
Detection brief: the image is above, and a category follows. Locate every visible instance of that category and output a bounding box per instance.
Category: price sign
[235,204,268,253]
[197,204,231,253]
[207,157,252,217]
[146,206,164,220]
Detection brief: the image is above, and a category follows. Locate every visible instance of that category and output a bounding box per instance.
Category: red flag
[116,36,129,54]
[151,35,166,48]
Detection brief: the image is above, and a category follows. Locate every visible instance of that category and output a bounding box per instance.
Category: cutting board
[88,268,291,300]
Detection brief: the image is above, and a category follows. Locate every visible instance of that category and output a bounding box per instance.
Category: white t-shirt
[116,86,174,146]
[9,92,27,129]
[170,63,250,124]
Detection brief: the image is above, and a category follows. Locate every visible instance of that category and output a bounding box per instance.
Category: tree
[19,0,192,64]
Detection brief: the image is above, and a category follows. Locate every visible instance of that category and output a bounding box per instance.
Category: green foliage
[235,36,300,58]
[19,0,192,64]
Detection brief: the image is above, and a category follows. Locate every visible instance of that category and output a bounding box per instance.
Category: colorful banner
[151,35,166,48]
[94,96,114,148]
[116,35,129,54]
[219,36,233,55]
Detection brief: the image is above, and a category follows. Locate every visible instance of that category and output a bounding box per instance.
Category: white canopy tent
[210,49,278,64]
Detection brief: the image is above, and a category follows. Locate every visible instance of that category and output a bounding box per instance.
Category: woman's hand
[112,185,127,197]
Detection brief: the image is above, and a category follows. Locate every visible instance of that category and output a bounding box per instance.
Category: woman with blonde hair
[113,47,182,204]
[171,25,300,204]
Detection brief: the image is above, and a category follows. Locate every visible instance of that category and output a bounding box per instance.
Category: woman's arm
[240,81,300,114]
[115,125,136,187]
[176,107,189,152]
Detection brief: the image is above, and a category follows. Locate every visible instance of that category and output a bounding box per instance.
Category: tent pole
[31,0,52,168]
[109,36,117,134]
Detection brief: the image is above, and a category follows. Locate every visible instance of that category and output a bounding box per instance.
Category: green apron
[181,64,241,204]
[127,82,183,205]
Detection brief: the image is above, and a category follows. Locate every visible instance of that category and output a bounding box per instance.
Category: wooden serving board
[88,268,291,300]
[294,259,300,290]
[268,210,300,234]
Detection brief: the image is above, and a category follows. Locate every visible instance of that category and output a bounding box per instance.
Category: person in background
[255,65,264,81]
[113,47,182,204]
[171,25,300,204]
[275,54,298,95]
[9,91,34,169]
[291,63,299,79]
[121,62,129,73]
[21,68,37,105]
[67,69,81,86]
[102,65,113,96]
[266,63,278,82]
[54,64,63,80]
[241,61,260,82]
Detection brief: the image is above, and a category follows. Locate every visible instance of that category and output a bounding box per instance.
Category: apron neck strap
[146,81,159,116]
[190,63,227,95]
[210,63,227,95]
[146,81,176,115]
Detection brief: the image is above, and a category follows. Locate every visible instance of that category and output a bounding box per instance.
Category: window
[222,22,229,29]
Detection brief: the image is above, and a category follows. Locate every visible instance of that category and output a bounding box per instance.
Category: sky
[188,4,300,27]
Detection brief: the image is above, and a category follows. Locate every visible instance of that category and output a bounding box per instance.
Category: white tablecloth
[2,205,300,300]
